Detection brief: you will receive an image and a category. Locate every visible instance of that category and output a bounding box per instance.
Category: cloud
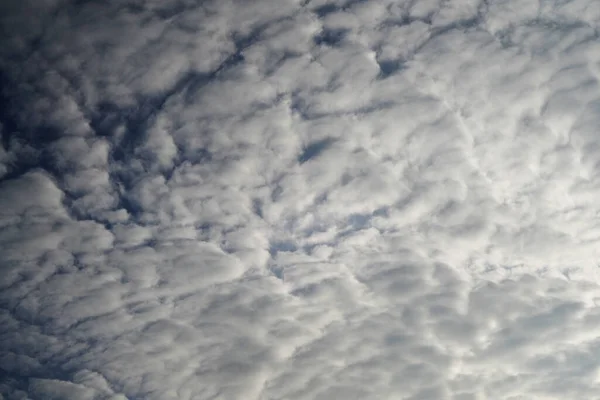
[3,0,600,399]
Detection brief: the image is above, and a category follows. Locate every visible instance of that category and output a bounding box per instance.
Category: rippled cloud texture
[3,0,600,399]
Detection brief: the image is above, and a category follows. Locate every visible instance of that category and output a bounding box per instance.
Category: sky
[3,0,600,399]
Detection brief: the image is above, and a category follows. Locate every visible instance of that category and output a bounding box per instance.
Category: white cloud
[3,0,600,399]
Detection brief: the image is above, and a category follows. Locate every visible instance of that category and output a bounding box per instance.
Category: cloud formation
[3,0,600,399]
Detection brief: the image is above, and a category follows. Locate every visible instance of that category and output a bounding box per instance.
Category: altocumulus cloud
[3,0,600,399]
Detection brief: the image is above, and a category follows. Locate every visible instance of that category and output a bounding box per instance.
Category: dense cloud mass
[3,0,600,398]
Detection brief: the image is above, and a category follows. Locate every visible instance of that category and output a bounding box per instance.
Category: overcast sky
[3,0,600,399]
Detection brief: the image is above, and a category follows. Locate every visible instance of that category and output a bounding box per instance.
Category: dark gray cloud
[2,0,600,399]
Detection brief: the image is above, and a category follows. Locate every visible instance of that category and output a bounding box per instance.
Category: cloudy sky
[3,0,600,399]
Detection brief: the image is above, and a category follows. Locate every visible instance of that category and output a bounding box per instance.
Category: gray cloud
[3,0,600,399]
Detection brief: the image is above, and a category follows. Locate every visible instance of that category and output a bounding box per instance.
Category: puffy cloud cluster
[3,0,600,399]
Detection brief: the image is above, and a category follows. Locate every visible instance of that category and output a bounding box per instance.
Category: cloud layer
[3,0,600,399]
